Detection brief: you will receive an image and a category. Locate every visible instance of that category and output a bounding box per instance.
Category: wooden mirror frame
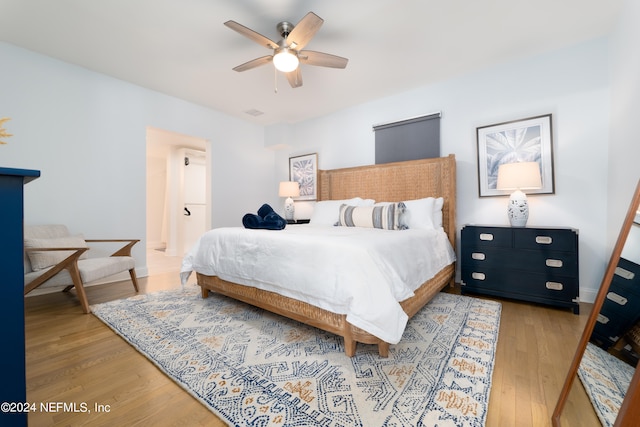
[552,179,640,426]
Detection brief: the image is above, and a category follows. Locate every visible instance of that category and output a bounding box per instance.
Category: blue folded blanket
[242,203,287,230]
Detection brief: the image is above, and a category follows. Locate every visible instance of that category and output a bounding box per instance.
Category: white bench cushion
[24,256,135,289]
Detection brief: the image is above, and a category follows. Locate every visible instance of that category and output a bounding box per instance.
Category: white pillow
[309,197,364,226]
[433,197,444,229]
[24,234,88,271]
[403,197,437,230]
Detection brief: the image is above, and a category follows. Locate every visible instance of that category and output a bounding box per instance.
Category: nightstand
[461,225,580,314]
[287,219,310,224]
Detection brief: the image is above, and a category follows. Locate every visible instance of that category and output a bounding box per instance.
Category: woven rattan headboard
[318,154,456,248]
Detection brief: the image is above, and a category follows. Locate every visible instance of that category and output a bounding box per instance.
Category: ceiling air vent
[244,109,264,117]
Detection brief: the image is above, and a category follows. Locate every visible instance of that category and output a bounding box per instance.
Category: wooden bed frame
[197,154,456,357]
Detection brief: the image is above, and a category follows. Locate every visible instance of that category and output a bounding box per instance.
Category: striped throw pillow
[337,203,408,230]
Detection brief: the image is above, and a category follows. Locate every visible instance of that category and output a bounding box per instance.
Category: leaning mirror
[553,180,640,426]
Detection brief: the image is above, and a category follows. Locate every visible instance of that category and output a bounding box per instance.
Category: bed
[182,155,456,357]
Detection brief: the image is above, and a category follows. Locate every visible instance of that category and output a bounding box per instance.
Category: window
[373,112,441,164]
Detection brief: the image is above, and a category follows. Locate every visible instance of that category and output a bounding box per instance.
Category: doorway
[146,127,211,274]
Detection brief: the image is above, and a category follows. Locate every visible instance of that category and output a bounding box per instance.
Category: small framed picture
[289,153,318,200]
[476,114,555,197]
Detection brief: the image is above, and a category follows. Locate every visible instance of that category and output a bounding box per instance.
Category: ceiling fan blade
[224,20,279,50]
[285,68,303,88]
[285,12,323,50]
[299,50,348,69]
[232,55,273,72]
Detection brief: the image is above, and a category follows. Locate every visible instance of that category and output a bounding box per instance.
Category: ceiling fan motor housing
[277,21,295,39]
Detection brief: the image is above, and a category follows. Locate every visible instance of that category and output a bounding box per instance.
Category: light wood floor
[25,268,601,426]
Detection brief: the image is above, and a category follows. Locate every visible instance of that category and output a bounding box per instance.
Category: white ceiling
[0,0,623,126]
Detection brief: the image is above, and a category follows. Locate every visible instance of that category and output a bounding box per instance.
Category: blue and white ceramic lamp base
[507,190,529,227]
[284,197,295,221]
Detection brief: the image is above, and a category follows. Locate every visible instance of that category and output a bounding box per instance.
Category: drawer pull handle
[546,259,563,268]
[596,313,609,324]
[479,233,494,241]
[471,252,486,261]
[471,272,486,280]
[545,281,563,291]
[615,266,635,280]
[607,292,628,306]
[535,236,553,244]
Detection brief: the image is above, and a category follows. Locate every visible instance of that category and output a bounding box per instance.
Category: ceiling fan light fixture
[225,12,347,88]
[273,48,299,72]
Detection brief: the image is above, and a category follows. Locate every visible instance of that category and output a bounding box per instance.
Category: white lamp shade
[273,49,299,72]
[496,162,542,191]
[496,162,542,227]
[278,181,300,197]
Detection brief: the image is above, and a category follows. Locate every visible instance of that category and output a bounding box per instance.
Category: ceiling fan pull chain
[274,66,278,93]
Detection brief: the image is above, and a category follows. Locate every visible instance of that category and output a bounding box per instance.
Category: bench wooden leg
[129,268,139,292]
[67,264,90,314]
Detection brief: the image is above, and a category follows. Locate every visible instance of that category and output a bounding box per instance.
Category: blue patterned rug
[91,286,501,426]
[577,342,635,427]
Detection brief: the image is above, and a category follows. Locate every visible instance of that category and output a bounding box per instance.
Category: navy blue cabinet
[0,167,40,427]
[591,257,640,349]
[461,225,580,314]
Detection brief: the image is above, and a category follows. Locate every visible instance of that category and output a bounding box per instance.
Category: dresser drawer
[603,279,640,322]
[461,247,578,277]
[460,247,510,267]
[461,226,512,248]
[513,228,577,252]
[590,330,618,349]
[593,304,637,344]
[511,250,578,277]
[461,267,578,302]
[614,258,640,288]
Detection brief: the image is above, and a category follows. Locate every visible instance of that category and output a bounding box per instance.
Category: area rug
[91,285,502,427]
[577,342,635,427]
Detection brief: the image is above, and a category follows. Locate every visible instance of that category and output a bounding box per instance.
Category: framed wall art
[476,114,555,197]
[289,153,318,200]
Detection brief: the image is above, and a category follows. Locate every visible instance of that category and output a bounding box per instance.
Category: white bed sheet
[180,225,456,344]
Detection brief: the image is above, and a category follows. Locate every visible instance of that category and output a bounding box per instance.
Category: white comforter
[180,225,456,344]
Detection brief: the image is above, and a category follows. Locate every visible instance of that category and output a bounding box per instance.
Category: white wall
[607,0,640,251]
[146,153,167,249]
[0,42,276,277]
[268,38,611,302]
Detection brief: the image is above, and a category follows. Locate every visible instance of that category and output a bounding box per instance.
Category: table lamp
[279,181,300,220]
[496,162,542,227]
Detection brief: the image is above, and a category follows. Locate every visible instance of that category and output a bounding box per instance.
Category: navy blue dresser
[591,257,640,349]
[0,167,40,427]
[461,225,580,314]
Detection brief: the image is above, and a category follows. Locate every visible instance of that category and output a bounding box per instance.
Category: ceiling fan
[224,12,348,89]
